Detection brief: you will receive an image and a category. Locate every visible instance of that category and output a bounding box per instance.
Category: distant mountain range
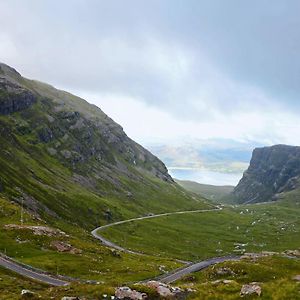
[147,139,262,174]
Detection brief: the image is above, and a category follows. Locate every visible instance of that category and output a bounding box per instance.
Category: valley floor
[0,194,299,299]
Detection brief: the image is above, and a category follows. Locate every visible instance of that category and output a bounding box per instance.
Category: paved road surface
[158,255,240,284]
[0,256,69,286]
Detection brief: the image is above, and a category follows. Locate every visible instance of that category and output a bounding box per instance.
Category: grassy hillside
[177,255,300,299]
[100,197,300,261]
[0,63,210,231]
[176,179,234,201]
[0,63,212,297]
[0,196,181,282]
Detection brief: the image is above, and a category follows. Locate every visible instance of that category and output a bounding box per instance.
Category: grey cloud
[0,0,299,119]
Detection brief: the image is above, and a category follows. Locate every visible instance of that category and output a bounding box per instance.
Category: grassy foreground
[0,196,182,286]
[100,198,300,261]
[177,255,300,299]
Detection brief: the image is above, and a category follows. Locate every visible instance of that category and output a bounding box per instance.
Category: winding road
[0,206,240,286]
[0,255,69,286]
[91,207,221,255]
[158,255,240,283]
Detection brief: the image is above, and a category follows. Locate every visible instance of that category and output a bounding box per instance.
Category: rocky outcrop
[233,145,300,203]
[0,78,36,115]
[240,283,262,297]
[21,289,36,298]
[4,224,68,237]
[50,241,82,254]
[115,282,185,300]
[115,287,146,300]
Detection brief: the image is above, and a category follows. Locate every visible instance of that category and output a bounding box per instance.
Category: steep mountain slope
[175,179,234,201]
[232,144,300,204]
[0,63,209,229]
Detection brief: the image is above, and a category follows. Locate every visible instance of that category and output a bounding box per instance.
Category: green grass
[0,196,182,285]
[176,179,234,202]
[0,109,210,231]
[177,255,300,299]
[0,266,117,300]
[100,198,300,261]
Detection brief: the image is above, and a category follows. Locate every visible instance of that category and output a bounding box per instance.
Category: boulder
[284,250,300,257]
[293,275,300,281]
[37,126,53,143]
[144,281,184,298]
[21,289,35,298]
[115,287,146,300]
[211,279,234,285]
[50,241,82,254]
[61,297,81,300]
[216,267,235,276]
[240,283,262,297]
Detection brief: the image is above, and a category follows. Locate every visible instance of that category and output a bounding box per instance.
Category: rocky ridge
[233,144,300,203]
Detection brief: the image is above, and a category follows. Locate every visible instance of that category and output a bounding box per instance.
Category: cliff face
[232,145,300,203]
[0,78,36,114]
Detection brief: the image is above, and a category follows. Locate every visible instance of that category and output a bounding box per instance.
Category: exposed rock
[50,241,82,254]
[47,147,57,156]
[61,297,81,300]
[283,249,300,257]
[144,281,184,298]
[61,150,72,159]
[0,78,36,115]
[115,287,146,300]
[110,249,121,258]
[216,267,235,276]
[241,252,278,260]
[21,289,35,297]
[233,145,300,203]
[4,224,68,237]
[211,279,235,285]
[37,126,53,143]
[293,275,300,281]
[240,283,262,297]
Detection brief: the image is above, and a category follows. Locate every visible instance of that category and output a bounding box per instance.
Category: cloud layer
[1,0,300,146]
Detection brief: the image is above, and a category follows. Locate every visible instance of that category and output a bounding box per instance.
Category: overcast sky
[1,0,300,147]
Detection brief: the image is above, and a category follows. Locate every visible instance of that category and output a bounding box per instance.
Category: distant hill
[232,144,300,204]
[147,140,254,174]
[176,179,234,201]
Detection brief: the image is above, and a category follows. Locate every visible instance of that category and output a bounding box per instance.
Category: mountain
[175,179,234,201]
[0,63,208,228]
[232,144,300,203]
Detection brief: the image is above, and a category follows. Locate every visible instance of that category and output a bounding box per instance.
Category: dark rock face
[0,78,36,115]
[233,145,300,203]
[37,126,54,143]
